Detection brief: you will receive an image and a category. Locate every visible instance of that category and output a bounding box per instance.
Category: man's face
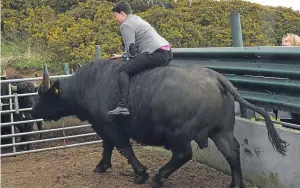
[282,37,292,46]
[113,12,126,24]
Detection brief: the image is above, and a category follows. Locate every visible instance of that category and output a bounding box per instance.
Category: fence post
[64,63,70,75]
[95,45,101,61]
[14,93,19,114]
[230,12,255,119]
[8,83,17,155]
[230,12,243,47]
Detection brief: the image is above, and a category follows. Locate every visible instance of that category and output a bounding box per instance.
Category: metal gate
[1,75,102,157]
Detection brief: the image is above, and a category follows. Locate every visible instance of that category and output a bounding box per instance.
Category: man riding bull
[107,1,172,116]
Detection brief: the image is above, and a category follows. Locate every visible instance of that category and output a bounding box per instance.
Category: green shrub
[2,0,300,69]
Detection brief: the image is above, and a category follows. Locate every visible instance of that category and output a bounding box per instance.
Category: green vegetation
[1,0,300,73]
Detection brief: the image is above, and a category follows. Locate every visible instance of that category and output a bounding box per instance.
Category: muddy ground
[1,109,257,188]
[1,144,256,188]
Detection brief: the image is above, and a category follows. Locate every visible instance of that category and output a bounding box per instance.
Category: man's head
[282,33,300,46]
[112,1,131,24]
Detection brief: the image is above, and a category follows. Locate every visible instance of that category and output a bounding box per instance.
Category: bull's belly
[133,137,167,148]
[117,117,169,147]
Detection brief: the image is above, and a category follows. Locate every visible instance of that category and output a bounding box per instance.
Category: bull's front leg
[103,124,149,184]
[92,124,115,173]
[93,137,114,173]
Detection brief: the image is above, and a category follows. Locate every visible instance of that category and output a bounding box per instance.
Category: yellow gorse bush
[2,0,300,67]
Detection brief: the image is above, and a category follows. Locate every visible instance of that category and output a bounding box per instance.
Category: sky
[244,0,300,11]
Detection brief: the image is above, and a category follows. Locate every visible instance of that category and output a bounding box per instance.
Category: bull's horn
[41,63,50,93]
[10,85,18,91]
[77,63,82,69]
[1,68,6,77]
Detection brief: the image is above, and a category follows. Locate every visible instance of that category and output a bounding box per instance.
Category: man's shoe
[107,106,130,115]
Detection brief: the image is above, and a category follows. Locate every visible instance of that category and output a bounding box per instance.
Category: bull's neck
[56,78,79,115]
[62,77,95,121]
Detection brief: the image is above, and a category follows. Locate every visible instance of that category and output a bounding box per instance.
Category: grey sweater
[120,14,170,58]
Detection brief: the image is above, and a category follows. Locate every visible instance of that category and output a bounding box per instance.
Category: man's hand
[110,54,122,59]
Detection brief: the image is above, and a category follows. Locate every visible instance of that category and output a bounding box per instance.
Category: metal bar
[171,59,300,79]
[62,120,66,146]
[1,140,103,157]
[230,12,243,47]
[95,45,101,61]
[0,92,37,99]
[171,47,300,57]
[202,64,300,76]
[0,75,71,84]
[240,90,300,112]
[1,132,98,148]
[1,115,78,126]
[8,83,17,154]
[64,63,70,75]
[14,93,19,114]
[1,124,92,138]
[2,105,77,115]
[256,117,300,130]
[1,119,43,127]
[227,75,300,89]
[226,75,300,96]
[1,107,33,114]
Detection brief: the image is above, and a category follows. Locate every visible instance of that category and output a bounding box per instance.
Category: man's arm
[120,24,137,58]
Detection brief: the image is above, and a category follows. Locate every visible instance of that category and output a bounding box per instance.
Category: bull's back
[128,65,230,123]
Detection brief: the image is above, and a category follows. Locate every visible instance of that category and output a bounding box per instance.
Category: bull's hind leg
[151,138,192,188]
[210,131,245,188]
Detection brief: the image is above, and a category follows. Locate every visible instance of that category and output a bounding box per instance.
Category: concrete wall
[191,117,300,188]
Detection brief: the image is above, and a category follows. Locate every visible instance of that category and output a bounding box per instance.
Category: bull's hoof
[133,171,149,184]
[151,180,163,188]
[18,145,31,151]
[229,186,246,188]
[151,174,165,188]
[93,162,112,173]
[229,182,246,188]
[25,145,32,150]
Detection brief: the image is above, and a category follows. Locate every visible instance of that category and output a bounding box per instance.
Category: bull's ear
[52,80,61,96]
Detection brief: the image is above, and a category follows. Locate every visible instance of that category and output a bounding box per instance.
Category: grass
[1,40,65,75]
[250,114,283,127]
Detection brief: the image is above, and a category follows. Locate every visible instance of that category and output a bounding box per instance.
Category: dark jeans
[117,49,172,107]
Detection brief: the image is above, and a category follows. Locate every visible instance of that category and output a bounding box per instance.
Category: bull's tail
[217,75,288,156]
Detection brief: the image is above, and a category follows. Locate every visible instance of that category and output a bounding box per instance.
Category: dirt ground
[1,144,255,188]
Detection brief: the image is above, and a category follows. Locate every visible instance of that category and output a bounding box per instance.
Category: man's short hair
[112,1,131,14]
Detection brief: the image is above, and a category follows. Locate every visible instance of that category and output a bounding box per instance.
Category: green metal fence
[171,46,300,114]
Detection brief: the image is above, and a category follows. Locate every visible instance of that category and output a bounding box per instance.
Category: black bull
[1,75,43,151]
[32,60,288,188]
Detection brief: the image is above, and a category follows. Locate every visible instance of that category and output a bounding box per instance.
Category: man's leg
[107,50,171,115]
[107,56,145,115]
[106,70,131,115]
